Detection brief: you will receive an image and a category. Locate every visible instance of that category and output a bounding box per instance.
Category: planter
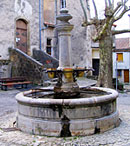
[63,68,73,79]
[77,68,84,77]
[47,68,56,78]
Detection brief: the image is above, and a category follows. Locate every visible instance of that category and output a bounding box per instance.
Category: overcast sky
[90,0,130,38]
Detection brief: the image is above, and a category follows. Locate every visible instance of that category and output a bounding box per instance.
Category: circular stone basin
[15,87,120,137]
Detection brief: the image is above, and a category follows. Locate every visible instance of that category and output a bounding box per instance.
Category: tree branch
[108,0,112,6]
[124,0,129,4]
[105,0,108,8]
[86,0,90,11]
[114,7,130,22]
[112,2,122,16]
[112,29,130,35]
[82,19,96,27]
[112,0,114,8]
[93,16,112,42]
[92,0,98,18]
[80,0,88,22]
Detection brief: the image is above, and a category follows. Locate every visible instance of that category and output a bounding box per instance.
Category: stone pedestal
[55,8,79,93]
[56,8,73,68]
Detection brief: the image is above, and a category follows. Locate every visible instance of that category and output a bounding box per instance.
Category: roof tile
[116,38,130,49]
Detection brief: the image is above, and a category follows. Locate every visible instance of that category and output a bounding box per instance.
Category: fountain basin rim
[15,87,118,106]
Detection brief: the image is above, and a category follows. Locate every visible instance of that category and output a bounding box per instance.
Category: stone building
[43,0,92,68]
[113,38,130,83]
[0,0,92,78]
[0,0,40,77]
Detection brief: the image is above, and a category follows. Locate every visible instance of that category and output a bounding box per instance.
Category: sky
[90,0,130,38]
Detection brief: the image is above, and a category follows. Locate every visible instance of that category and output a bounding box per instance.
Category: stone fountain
[16,9,120,137]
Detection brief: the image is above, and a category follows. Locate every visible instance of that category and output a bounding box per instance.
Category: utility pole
[116,54,118,91]
[128,14,130,46]
[128,14,130,84]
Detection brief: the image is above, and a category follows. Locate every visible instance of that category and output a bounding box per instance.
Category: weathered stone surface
[1,88,130,146]
[66,0,92,68]
[56,8,74,68]
[70,119,95,136]
[96,111,120,133]
[0,0,92,70]
[0,0,40,78]
[0,60,12,78]
[9,48,44,84]
[17,114,62,136]
[33,49,59,68]
[18,100,117,120]
[0,0,39,60]
[15,87,119,137]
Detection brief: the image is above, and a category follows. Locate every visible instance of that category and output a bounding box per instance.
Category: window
[47,38,51,46]
[117,69,122,77]
[117,53,123,62]
[46,47,51,55]
[46,38,52,55]
[61,0,66,8]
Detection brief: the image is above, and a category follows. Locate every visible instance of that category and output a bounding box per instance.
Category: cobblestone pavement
[0,88,130,146]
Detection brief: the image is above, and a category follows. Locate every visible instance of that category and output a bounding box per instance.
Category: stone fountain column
[54,8,79,94]
[57,8,73,68]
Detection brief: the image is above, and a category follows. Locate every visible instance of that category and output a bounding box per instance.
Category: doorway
[16,19,27,54]
[92,59,99,76]
[124,70,129,83]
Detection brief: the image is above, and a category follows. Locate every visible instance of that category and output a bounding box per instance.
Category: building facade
[0,0,92,78]
[113,38,130,83]
[0,0,40,77]
[42,0,92,68]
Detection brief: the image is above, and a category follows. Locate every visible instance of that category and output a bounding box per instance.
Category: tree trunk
[96,34,113,88]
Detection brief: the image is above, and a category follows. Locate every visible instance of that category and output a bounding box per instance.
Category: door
[16,19,27,53]
[92,59,99,76]
[124,70,129,83]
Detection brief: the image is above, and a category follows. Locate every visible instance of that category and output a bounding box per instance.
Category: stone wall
[44,0,55,24]
[0,60,12,78]
[40,0,92,68]
[0,0,15,59]
[33,49,59,68]
[55,0,92,68]
[67,0,92,68]
[14,0,40,55]
[0,0,92,77]
[9,48,44,84]
[0,0,39,60]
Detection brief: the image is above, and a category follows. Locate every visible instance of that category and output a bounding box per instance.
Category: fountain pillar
[57,8,73,68]
[54,8,79,94]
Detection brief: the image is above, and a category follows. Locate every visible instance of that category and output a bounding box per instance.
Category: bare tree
[80,0,130,88]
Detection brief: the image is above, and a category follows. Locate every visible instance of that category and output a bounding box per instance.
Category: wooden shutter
[117,53,123,62]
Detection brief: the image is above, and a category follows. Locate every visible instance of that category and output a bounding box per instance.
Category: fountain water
[16,9,120,137]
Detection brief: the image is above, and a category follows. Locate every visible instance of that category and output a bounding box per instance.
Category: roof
[91,41,115,48]
[115,38,130,49]
[113,48,130,52]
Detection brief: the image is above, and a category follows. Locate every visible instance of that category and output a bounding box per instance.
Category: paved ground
[0,80,130,146]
